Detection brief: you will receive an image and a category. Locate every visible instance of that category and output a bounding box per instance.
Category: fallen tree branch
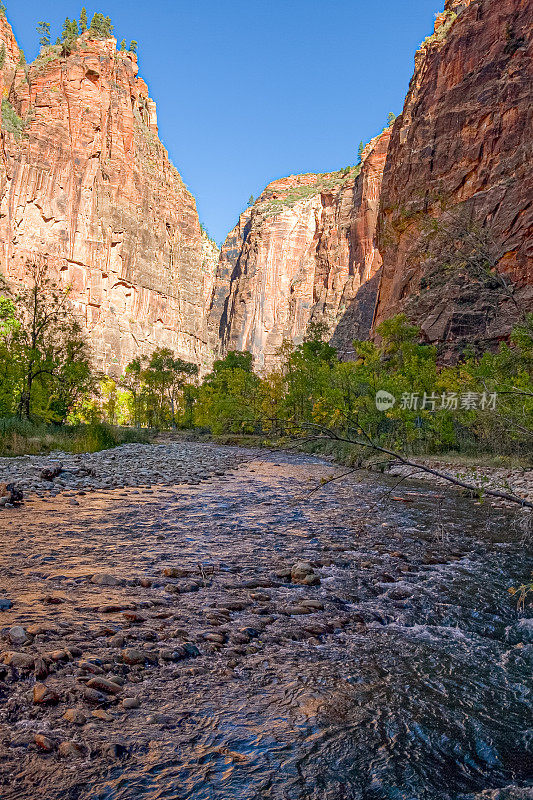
[296,422,533,510]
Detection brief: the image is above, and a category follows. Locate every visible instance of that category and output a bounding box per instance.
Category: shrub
[1,98,25,138]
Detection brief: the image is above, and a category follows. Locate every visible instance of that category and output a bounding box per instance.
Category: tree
[129,40,138,54]
[248,195,255,206]
[62,18,79,43]
[358,140,364,162]
[90,13,113,38]
[212,350,254,374]
[120,39,126,51]
[120,357,144,426]
[0,262,95,421]
[37,22,51,48]
[79,7,88,32]
[387,112,397,126]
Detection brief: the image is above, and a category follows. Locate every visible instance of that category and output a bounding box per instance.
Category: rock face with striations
[209,131,390,370]
[0,18,218,373]
[211,0,532,366]
[374,0,533,351]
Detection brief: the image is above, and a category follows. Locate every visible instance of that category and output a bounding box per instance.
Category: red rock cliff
[0,17,218,373]
[375,0,533,348]
[209,131,390,370]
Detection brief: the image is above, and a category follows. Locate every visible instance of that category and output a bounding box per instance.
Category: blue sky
[7,0,440,244]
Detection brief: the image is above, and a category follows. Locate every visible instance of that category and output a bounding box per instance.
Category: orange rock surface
[209,132,390,370]
[0,19,218,373]
[374,0,533,346]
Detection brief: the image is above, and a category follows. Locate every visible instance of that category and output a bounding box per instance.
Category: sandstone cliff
[375,0,533,350]
[209,131,390,370]
[211,0,532,367]
[0,17,218,373]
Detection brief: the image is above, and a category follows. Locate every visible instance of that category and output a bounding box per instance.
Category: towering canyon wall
[0,16,218,374]
[375,0,533,349]
[209,131,390,370]
[211,0,532,367]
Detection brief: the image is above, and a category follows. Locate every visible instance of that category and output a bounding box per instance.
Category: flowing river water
[0,448,531,800]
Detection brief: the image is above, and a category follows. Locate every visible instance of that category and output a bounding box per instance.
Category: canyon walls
[209,132,390,370]
[0,17,218,374]
[375,0,533,351]
[211,0,532,367]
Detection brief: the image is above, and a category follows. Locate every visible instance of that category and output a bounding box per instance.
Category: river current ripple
[0,449,531,799]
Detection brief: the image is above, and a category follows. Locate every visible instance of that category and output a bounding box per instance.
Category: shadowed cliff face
[374,0,533,350]
[209,132,390,371]
[0,19,219,374]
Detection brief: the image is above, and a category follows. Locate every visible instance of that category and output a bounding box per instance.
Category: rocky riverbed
[387,460,533,508]
[0,446,531,800]
[0,442,251,504]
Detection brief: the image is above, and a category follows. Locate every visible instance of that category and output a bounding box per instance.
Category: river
[0,448,531,799]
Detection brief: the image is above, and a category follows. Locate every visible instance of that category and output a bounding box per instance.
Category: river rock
[34,734,54,752]
[33,683,59,704]
[2,651,34,670]
[58,741,84,758]
[8,626,29,646]
[90,573,121,586]
[122,696,140,709]
[86,677,122,695]
[63,708,87,725]
[291,562,315,582]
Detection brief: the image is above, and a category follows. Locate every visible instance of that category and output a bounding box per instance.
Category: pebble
[33,683,59,705]
[8,626,29,646]
[58,741,84,758]
[86,677,122,695]
[122,696,140,709]
[34,733,54,752]
[63,708,87,725]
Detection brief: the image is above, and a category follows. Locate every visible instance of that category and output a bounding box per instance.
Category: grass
[0,419,152,457]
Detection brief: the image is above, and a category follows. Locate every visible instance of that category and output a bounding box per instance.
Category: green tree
[79,7,88,32]
[90,13,113,38]
[120,39,126,51]
[387,111,397,126]
[37,21,51,48]
[0,263,95,421]
[129,40,138,54]
[358,140,364,162]
[248,195,255,206]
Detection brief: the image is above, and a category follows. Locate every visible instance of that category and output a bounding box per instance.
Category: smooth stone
[8,626,29,646]
[122,696,140,709]
[34,733,54,752]
[33,683,59,704]
[63,708,87,725]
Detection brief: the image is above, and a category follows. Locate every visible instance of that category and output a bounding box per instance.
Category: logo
[375,390,396,411]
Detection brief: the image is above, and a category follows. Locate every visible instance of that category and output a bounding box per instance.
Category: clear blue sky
[7,0,440,244]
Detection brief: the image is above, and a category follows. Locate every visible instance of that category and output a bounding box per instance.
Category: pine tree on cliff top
[357,141,364,162]
[37,21,51,49]
[129,40,138,54]
[89,13,113,38]
[120,39,126,51]
[79,7,88,33]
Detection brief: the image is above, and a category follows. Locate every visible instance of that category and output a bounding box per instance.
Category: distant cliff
[0,17,218,374]
[209,132,390,370]
[211,0,532,367]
